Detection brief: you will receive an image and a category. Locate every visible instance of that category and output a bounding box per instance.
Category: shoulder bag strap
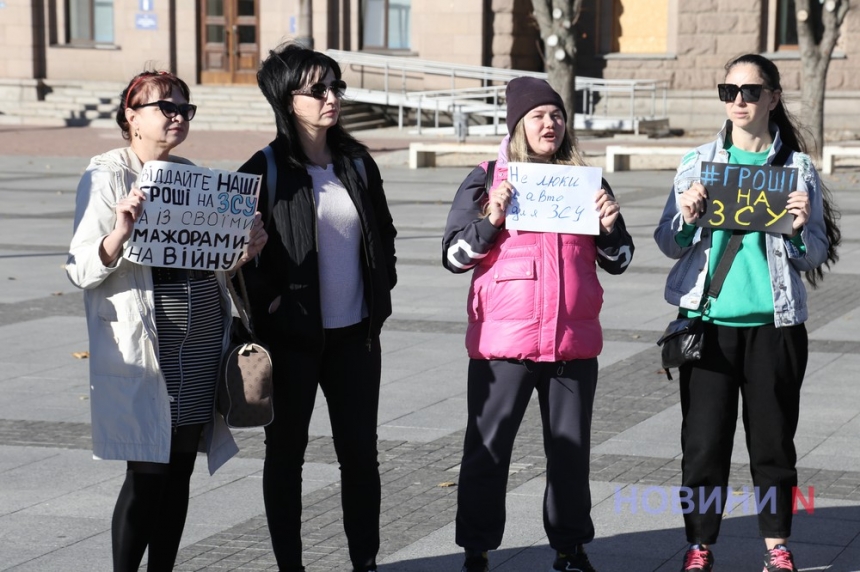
[706,231,744,301]
[226,270,260,344]
[771,144,791,168]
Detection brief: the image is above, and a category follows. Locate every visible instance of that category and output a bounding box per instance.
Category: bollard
[453,108,468,142]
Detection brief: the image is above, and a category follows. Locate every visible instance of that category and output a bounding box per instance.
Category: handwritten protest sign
[697,161,796,234]
[124,161,262,271]
[505,162,602,234]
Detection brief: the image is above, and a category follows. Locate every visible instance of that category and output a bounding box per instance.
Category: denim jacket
[653,121,830,327]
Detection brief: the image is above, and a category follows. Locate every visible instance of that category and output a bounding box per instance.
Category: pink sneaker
[680,545,714,572]
[763,545,798,572]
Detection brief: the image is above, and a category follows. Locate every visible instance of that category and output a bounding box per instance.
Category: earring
[134,129,141,139]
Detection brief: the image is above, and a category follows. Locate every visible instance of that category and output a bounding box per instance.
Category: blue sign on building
[140,0,153,11]
[135,13,158,30]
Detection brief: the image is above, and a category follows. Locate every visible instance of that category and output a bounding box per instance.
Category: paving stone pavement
[1,126,859,571]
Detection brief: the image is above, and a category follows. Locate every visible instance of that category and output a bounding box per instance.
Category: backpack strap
[484,160,496,194]
[353,156,368,187]
[262,145,276,227]
[262,148,368,228]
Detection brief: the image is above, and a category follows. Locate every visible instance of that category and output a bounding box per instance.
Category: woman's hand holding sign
[488,181,514,228]
[785,191,810,237]
[237,212,268,268]
[116,188,147,240]
[100,187,147,266]
[595,188,620,234]
[678,180,708,225]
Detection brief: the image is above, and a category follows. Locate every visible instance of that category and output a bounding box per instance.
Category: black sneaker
[680,545,713,572]
[551,546,597,572]
[763,544,798,572]
[461,550,489,572]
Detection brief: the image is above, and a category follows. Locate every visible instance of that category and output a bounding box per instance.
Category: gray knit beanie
[505,77,567,134]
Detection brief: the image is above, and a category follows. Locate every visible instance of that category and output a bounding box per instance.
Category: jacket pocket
[92,318,148,379]
[485,258,537,321]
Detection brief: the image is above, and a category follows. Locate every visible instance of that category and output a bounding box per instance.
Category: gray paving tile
[2,151,859,571]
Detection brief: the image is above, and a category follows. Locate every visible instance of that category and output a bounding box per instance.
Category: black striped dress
[154,273,224,427]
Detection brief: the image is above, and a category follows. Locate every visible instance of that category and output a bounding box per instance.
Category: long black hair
[726,54,841,287]
[256,42,367,169]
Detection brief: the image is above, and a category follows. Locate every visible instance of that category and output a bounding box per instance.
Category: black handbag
[657,230,744,378]
[657,316,705,369]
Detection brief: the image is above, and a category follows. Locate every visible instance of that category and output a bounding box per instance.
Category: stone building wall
[490,0,542,72]
[594,0,860,91]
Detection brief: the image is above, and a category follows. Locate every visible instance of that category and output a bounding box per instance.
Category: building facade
[2,0,858,129]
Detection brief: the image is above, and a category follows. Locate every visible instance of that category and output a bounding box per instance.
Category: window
[611,0,668,53]
[362,0,410,50]
[769,0,825,51]
[776,0,798,48]
[67,0,114,44]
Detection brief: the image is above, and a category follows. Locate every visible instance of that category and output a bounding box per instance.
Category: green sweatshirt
[684,144,774,326]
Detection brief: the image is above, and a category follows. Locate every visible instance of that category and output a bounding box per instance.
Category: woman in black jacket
[238,42,397,572]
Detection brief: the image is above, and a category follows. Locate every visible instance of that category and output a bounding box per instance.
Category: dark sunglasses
[132,100,197,121]
[292,79,347,100]
[717,83,770,103]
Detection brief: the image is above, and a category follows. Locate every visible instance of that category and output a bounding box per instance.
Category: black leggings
[111,424,203,572]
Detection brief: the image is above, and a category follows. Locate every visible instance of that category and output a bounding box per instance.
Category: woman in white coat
[65,70,266,571]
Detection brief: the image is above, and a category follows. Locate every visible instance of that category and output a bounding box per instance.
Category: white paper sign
[124,161,262,271]
[505,162,603,234]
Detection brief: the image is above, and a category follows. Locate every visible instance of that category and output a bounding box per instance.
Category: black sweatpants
[262,320,381,572]
[456,357,598,553]
[679,321,807,544]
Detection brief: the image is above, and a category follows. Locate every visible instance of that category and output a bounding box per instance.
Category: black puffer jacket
[238,137,397,352]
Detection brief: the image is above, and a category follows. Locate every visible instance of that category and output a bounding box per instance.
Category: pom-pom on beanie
[504,77,567,134]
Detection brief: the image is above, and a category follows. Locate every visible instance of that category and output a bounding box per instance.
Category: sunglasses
[132,100,197,121]
[717,84,770,103]
[292,79,347,100]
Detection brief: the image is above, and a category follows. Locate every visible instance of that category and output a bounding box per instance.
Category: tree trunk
[530,0,583,135]
[297,0,314,49]
[794,0,849,161]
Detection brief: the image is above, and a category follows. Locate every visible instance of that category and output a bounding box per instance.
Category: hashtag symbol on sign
[700,164,721,187]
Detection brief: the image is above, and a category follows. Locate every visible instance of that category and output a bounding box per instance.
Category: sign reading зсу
[124,161,261,271]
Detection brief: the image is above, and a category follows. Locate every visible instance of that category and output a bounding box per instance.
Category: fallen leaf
[437,481,457,488]
[72,351,90,359]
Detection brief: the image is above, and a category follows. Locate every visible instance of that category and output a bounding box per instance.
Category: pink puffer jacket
[465,228,603,361]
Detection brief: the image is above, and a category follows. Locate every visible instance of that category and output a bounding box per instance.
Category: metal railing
[327,49,669,136]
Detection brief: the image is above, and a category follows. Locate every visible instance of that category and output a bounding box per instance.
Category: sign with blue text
[505,162,602,234]
[124,161,261,271]
[697,161,796,234]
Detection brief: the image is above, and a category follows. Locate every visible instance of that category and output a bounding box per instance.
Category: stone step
[2,83,384,131]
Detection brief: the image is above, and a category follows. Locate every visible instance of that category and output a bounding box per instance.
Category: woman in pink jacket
[442,77,635,572]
